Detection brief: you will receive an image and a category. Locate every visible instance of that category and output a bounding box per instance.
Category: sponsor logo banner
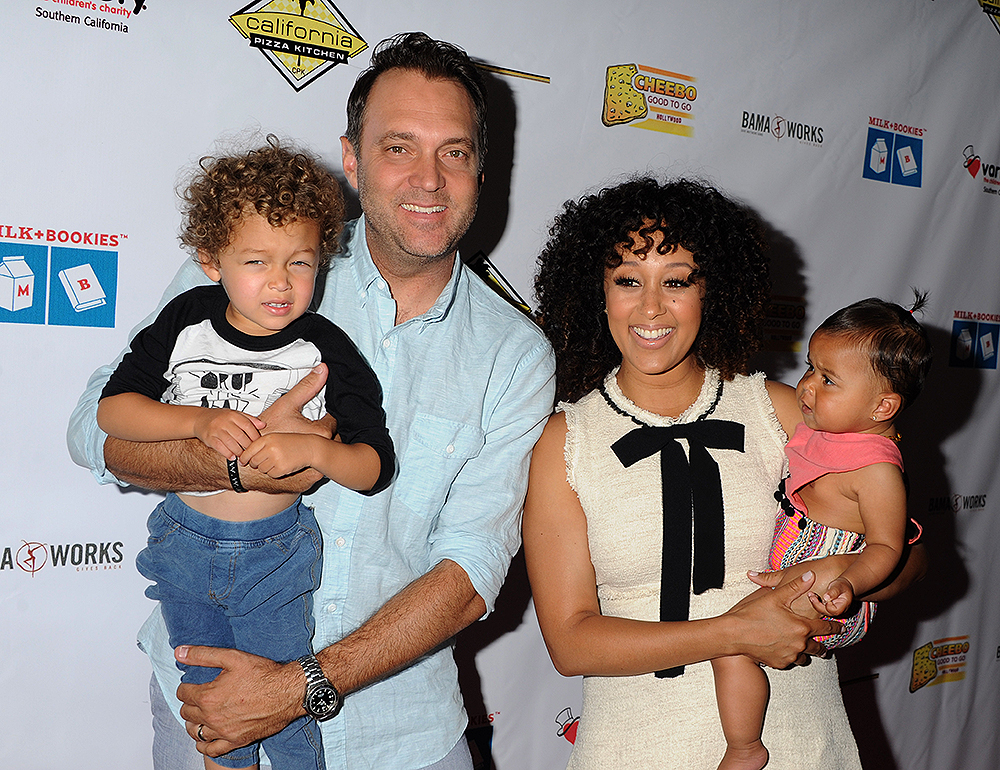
[862,118,925,188]
[230,0,367,91]
[961,144,1000,198]
[0,229,120,328]
[950,310,998,369]
[741,111,824,146]
[603,63,698,136]
[910,636,970,692]
[2,539,125,576]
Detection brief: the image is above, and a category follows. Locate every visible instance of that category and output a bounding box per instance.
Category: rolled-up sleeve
[427,337,555,615]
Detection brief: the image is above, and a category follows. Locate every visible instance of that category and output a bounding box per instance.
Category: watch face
[307,686,339,718]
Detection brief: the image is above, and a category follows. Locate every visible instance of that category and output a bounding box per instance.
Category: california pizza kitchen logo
[980,0,1000,36]
[2,540,124,575]
[229,0,367,92]
[740,111,824,146]
[962,144,1000,197]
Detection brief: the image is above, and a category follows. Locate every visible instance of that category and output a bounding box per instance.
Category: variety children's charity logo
[910,636,970,692]
[2,539,124,576]
[0,225,120,328]
[229,0,367,91]
[928,493,988,514]
[950,309,999,370]
[862,117,925,188]
[35,0,145,35]
[602,64,698,136]
[555,707,580,744]
[740,111,824,146]
[962,144,1000,197]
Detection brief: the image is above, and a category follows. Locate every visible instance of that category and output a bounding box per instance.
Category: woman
[525,177,864,769]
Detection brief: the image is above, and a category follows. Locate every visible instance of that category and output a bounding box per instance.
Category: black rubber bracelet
[227,458,248,493]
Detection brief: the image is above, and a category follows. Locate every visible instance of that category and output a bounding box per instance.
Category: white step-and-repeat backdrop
[2,1,998,767]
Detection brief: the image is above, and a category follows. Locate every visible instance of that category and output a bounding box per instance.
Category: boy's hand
[193,409,266,460]
[812,576,855,617]
[240,433,315,479]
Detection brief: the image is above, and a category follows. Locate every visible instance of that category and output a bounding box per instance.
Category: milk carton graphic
[58,262,106,311]
[955,328,973,361]
[869,137,889,174]
[0,255,34,311]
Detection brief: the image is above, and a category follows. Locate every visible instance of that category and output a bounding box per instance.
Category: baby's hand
[240,433,315,479]
[809,576,855,617]
[193,409,265,460]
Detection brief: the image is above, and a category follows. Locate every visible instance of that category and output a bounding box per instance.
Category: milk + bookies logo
[0,224,120,328]
[862,116,925,188]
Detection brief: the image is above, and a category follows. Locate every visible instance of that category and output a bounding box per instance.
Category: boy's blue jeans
[136,493,324,770]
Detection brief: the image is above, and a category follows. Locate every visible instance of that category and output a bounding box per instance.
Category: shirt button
[377,279,387,291]
[446,444,455,454]
[335,537,346,548]
[382,338,391,349]
[326,603,337,613]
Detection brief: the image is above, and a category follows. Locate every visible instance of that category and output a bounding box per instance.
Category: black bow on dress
[611,419,745,677]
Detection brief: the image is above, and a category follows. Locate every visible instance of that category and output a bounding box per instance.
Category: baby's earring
[871,415,879,421]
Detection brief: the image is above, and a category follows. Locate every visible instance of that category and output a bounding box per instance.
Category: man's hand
[725,570,843,668]
[176,646,305,758]
[259,364,336,438]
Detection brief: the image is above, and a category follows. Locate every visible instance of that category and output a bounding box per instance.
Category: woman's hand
[724,570,844,667]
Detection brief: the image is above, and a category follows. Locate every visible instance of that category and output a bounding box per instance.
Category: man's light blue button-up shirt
[67,217,556,769]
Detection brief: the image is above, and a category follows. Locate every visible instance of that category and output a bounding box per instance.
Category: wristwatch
[297,654,340,721]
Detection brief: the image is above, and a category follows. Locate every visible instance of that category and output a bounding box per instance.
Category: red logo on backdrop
[555,707,579,744]
[16,541,48,575]
[964,145,982,178]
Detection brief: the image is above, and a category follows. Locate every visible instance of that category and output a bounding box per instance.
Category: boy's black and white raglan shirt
[101,284,394,492]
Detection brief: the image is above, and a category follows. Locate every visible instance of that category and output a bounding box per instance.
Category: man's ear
[341,136,359,191]
[874,392,903,422]
[198,250,221,282]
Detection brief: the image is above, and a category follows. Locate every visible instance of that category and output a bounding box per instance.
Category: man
[69,32,556,770]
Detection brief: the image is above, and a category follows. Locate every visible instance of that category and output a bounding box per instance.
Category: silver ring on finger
[197,724,206,742]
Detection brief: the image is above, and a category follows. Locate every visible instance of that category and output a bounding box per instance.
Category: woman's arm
[523,413,841,677]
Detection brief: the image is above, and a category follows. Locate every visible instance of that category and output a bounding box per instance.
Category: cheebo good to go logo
[602,63,697,137]
[229,0,367,91]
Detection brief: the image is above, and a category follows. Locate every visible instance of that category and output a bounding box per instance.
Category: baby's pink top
[786,423,904,513]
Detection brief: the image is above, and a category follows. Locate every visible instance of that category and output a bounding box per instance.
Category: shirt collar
[346,215,463,325]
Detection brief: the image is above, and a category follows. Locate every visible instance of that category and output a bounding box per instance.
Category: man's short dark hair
[345,32,488,171]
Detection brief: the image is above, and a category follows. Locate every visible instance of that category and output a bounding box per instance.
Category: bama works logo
[229,0,367,91]
[3,540,124,576]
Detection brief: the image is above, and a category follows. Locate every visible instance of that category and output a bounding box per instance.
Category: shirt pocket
[395,412,485,517]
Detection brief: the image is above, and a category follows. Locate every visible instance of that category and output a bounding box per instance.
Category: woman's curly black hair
[534,176,770,403]
[179,134,345,267]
